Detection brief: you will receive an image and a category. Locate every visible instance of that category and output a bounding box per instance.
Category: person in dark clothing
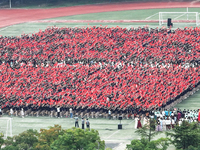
[74,115,79,128]
[86,118,90,130]
[82,118,85,129]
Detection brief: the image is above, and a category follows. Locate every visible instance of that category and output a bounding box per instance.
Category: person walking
[74,115,79,128]
[82,118,85,129]
[86,119,90,130]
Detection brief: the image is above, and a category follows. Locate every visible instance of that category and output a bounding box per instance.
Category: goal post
[159,12,200,26]
[0,117,12,139]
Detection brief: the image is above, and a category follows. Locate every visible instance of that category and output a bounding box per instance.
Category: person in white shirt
[165,118,171,130]
[10,108,14,118]
[162,110,165,118]
[57,106,60,118]
[135,116,139,129]
[21,108,24,118]
[162,119,166,131]
[171,118,175,128]
[69,108,73,119]
[143,116,149,126]
[0,107,2,117]
[178,119,183,126]
[159,118,163,131]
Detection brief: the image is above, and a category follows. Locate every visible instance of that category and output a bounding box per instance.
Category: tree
[0,132,4,149]
[127,119,169,150]
[166,121,200,149]
[34,124,65,150]
[2,129,38,150]
[126,137,169,150]
[50,128,105,150]
[2,125,105,150]
[135,120,158,142]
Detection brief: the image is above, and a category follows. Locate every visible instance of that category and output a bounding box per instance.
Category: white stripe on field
[0,27,8,32]
[174,13,187,20]
[145,13,159,20]
[105,120,134,139]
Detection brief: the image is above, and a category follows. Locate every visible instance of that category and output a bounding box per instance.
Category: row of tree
[0,125,105,150]
[0,121,200,150]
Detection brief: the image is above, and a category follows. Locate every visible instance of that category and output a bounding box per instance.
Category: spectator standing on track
[74,115,79,128]
[86,119,90,130]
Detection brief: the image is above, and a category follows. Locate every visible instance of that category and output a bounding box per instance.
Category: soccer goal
[0,117,12,139]
[159,12,200,26]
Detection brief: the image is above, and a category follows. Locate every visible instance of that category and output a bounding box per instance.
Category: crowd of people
[0,26,200,116]
[135,108,200,131]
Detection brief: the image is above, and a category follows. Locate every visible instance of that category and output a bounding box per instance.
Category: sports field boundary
[30,19,198,23]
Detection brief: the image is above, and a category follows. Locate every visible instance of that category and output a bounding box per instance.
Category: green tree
[166,121,200,149]
[0,132,4,149]
[126,137,169,150]
[127,118,169,150]
[50,128,105,150]
[34,124,65,150]
[135,120,158,142]
[2,129,38,150]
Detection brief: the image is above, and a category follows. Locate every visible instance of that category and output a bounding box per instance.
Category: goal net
[0,118,12,139]
[159,12,200,26]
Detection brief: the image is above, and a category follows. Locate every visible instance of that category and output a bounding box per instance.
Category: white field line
[174,13,187,20]
[105,120,134,139]
[0,27,8,32]
[145,13,159,20]
[106,130,120,139]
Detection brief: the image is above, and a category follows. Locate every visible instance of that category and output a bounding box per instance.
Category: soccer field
[0,8,200,37]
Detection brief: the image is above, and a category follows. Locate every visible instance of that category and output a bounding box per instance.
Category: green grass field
[175,89,200,110]
[48,8,200,20]
[0,116,170,149]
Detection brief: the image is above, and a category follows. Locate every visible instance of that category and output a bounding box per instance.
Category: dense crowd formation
[0,26,200,115]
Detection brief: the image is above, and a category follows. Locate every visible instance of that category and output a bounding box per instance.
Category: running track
[0,1,200,28]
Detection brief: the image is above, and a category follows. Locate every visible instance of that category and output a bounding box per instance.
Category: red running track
[0,1,200,28]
